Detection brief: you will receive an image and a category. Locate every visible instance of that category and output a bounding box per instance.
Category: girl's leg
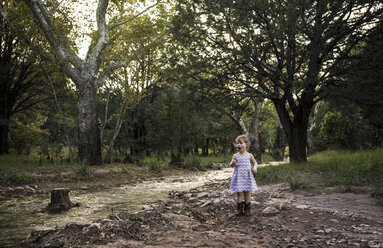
[237,192,245,203]
[236,192,245,216]
[244,192,251,203]
[244,192,251,216]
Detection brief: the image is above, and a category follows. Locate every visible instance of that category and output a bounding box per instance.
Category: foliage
[8,114,49,154]
[171,0,383,162]
[319,110,362,149]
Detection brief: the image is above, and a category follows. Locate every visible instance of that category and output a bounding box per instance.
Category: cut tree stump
[46,188,72,213]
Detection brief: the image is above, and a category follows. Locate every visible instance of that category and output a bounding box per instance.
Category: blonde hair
[234,134,251,151]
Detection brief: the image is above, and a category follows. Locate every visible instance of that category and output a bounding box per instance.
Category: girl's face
[236,141,247,152]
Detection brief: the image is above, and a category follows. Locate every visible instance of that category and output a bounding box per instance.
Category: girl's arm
[229,154,237,168]
[250,154,258,174]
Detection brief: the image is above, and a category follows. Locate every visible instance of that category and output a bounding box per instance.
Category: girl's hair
[234,134,251,151]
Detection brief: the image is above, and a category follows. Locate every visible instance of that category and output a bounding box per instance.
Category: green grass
[257,149,383,204]
[308,149,383,188]
[181,154,231,171]
[5,173,36,185]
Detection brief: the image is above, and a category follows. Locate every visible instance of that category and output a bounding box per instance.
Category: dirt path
[24,179,383,248]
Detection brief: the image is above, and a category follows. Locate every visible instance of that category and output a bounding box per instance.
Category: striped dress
[230,153,258,192]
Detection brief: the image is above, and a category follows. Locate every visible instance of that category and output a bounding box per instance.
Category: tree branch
[88,0,110,76]
[109,1,160,31]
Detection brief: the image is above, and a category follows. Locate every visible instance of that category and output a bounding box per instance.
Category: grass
[5,173,36,185]
[181,154,231,171]
[257,148,383,205]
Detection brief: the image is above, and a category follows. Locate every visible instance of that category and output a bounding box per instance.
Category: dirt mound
[23,180,383,248]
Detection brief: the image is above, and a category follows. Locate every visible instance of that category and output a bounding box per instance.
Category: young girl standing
[229,134,258,216]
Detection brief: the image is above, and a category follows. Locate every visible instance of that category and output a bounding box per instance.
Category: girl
[229,134,258,216]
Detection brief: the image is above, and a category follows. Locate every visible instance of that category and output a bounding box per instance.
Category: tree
[0,14,51,154]
[0,0,160,164]
[173,0,383,162]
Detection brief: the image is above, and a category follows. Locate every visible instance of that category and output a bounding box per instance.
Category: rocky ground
[23,178,383,248]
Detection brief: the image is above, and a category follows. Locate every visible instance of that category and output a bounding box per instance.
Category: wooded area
[1,0,382,165]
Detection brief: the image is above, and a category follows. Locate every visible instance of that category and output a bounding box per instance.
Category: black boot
[236,202,244,216]
[244,202,251,216]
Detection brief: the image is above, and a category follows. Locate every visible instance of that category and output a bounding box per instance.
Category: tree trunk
[274,93,313,163]
[77,83,102,165]
[203,138,209,156]
[288,120,309,163]
[249,98,263,163]
[0,119,9,154]
[104,96,128,163]
[273,120,286,160]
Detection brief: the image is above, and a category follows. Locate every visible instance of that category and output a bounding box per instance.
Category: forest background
[1,0,382,170]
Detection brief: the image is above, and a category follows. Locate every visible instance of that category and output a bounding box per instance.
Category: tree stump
[46,188,72,213]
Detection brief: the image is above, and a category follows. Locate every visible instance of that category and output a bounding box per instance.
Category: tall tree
[0,14,51,154]
[173,0,383,162]
[1,0,160,164]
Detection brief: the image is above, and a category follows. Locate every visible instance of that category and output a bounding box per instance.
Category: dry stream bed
[1,165,382,247]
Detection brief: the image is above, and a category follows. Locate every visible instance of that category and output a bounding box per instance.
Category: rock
[368,240,381,248]
[277,201,290,210]
[142,205,153,210]
[221,189,232,198]
[196,192,209,198]
[262,206,280,216]
[296,204,309,209]
[30,226,55,236]
[101,219,113,223]
[200,200,212,207]
[25,185,36,192]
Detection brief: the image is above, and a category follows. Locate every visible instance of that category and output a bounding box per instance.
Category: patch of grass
[261,154,275,163]
[199,154,232,164]
[75,163,91,176]
[5,173,36,185]
[283,173,310,190]
[308,149,383,188]
[257,149,383,193]
[256,165,284,184]
[147,161,164,173]
[183,156,204,170]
